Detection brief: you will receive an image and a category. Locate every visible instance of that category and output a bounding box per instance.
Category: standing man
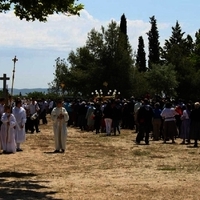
[12,99,27,151]
[39,98,48,124]
[136,99,153,145]
[51,99,69,153]
[29,98,40,133]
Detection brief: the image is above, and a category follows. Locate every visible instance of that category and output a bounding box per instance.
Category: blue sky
[0,0,199,89]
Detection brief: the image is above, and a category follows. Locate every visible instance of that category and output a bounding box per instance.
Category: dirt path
[1,116,200,200]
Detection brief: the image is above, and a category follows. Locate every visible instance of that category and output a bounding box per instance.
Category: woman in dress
[160,102,178,144]
[180,104,191,144]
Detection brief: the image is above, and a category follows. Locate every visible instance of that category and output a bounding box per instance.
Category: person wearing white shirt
[160,102,179,144]
[12,99,27,151]
[28,98,40,133]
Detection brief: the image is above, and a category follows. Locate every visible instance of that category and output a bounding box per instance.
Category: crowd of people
[1,95,200,154]
[63,97,200,147]
[0,97,60,154]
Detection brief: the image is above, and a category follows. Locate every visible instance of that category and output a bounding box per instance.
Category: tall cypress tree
[120,13,127,35]
[147,16,160,69]
[136,36,146,72]
[117,14,134,96]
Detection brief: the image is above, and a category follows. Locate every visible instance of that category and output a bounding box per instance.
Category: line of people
[0,97,70,154]
[1,95,200,154]
[65,99,123,136]
[0,97,49,154]
[63,97,200,148]
[0,99,26,153]
[135,99,200,147]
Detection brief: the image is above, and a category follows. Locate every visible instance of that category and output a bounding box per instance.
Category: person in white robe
[12,99,27,151]
[1,105,17,153]
[51,99,69,153]
[0,97,5,151]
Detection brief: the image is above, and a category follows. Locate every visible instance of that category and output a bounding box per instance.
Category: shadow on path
[0,171,62,200]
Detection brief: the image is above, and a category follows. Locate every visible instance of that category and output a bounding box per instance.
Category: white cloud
[0,10,171,89]
[0,10,108,52]
[0,10,171,52]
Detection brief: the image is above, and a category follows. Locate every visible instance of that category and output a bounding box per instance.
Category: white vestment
[0,103,4,150]
[51,107,69,150]
[12,107,27,144]
[1,113,17,153]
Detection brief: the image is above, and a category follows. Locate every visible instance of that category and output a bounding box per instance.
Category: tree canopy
[49,17,134,98]
[0,0,84,21]
[47,14,200,101]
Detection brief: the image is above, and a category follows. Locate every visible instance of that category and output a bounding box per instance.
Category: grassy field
[1,116,200,200]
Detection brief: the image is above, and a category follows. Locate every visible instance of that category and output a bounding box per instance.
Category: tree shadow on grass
[0,171,63,200]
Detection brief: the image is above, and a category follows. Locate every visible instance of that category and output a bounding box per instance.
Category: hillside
[6,88,48,96]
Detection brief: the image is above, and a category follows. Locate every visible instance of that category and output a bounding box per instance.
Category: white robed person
[51,99,69,153]
[12,99,27,152]
[1,105,17,153]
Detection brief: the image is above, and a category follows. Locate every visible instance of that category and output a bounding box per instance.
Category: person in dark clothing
[152,102,162,140]
[103,101,113,136]
[189,102,200,147]
[93,103,103,134]
[112,100,122,135]
[128,99,135,130]
[78,101,88,131]
[121,102,129,129]
[136,99,153,145]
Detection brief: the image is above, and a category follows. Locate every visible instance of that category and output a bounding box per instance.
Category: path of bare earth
[1,116,200,200]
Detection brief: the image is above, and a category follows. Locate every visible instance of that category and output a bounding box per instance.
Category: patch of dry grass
[1,116,200,199]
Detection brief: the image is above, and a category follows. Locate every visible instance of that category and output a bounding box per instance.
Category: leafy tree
[162,21,187,66]
[136,36,146,72]
[49,17,136,98]
[0,90,3,97]
[25,91,46,99]
[67,46,99,96]
[190,69,200,100]
[147,16,160,68]
[130,68,149,98]
[0,0,84,21]
[191,29,200,70]
[161,21,194,99]
[66,20,134,98]
[145,64,178,97]
[48,57,71,96]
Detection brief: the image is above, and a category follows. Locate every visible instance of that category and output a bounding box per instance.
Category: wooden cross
[0,73,10,98]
